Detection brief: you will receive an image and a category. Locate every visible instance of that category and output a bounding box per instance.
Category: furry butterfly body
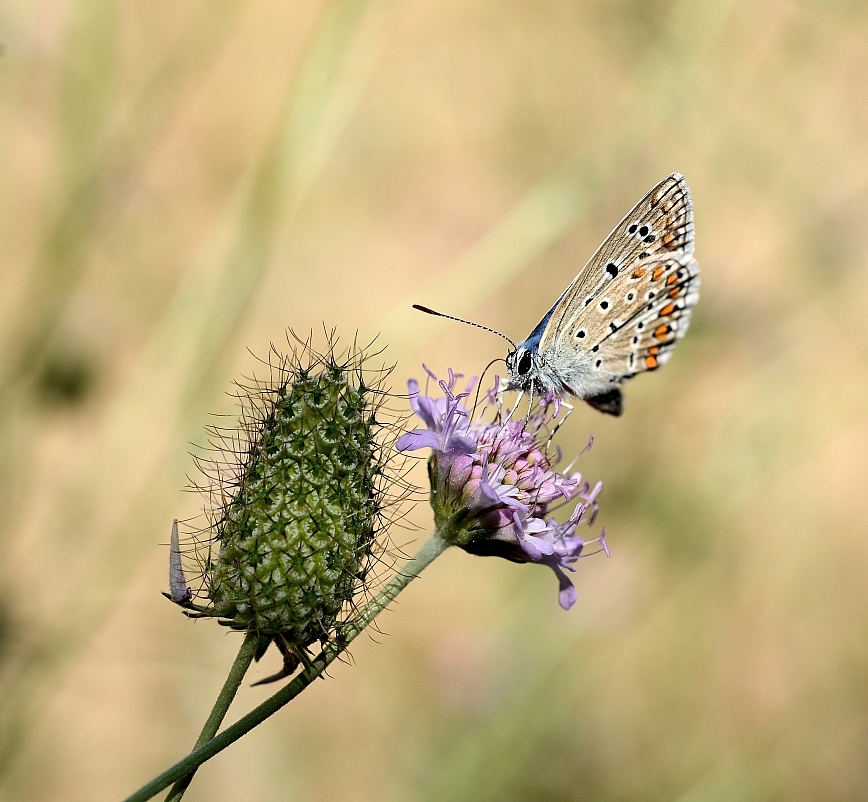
[504,173,700,416]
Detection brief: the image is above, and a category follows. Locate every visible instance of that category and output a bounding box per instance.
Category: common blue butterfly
[416,173,700,417]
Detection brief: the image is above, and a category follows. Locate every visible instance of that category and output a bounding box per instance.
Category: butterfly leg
[500,389,524,427]
[494,376,513,422]
[520,387,536,434]
[546,400,574,448]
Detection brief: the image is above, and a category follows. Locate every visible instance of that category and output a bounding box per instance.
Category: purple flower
[397,367,608,610]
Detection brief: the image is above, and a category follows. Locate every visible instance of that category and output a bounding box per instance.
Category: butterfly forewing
[537,173,698,393]
[539,173,693,349]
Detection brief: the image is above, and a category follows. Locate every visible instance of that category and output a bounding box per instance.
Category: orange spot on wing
[663,233,676,246]
[666,274,678,285]
[654,325,669,340]
[652,266,665,281]
[645,355,658,369]
[631,268,646,279]
[659,303,675,317]
[649,346,659,355]
[668,287,680,298]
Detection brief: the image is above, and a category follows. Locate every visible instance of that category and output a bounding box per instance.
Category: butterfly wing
[536,173,699,402]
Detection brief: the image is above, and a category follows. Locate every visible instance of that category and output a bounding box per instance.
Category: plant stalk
[123,532,449,802]
[163,629,259,802]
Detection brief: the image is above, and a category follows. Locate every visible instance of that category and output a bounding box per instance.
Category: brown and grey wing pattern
[592,254,700,381]
[539,173,694,354]
[536,174,699,394]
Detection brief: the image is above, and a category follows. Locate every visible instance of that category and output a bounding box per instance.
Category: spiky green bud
[170,334,401,680]
[209,366,379,637]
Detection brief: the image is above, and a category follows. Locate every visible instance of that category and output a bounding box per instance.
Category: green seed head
[173,333,403,670]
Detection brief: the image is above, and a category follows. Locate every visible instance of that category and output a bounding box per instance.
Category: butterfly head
[505,344,542,393]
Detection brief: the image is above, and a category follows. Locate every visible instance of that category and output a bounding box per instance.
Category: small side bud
[168,519,193,607]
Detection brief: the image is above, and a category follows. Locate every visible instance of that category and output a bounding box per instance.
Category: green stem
[124,532,449,802]
[163,629,259,802]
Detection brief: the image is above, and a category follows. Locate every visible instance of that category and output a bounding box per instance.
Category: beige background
[1,0,867,799]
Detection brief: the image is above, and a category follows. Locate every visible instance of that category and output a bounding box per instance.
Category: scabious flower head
[168,333,407,680]
[397,367,608,610]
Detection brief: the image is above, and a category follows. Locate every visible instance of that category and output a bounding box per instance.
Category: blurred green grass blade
[277,0,382,210]
[180,0,384,401]
[674,762,778,802]
[10,0,119,376]
[57,0,116,186]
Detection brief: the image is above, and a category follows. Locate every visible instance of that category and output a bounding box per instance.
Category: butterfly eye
[517,351,533,376]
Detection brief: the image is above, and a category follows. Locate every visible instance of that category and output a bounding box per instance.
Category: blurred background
[1,0,867,799]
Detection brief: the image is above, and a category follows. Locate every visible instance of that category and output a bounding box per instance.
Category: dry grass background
[1,0,867,800]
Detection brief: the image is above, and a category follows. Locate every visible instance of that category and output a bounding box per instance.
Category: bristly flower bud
[168,333,406,681]
[397,367,608,610]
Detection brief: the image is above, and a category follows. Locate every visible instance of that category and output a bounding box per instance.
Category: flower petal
[555,535,584,562]
[396,430,441,452]
[552,565,578,610]
[415,396,441,431]
[479,481,500,504]
[518,536,545,561]
[522,534,555,558]
[513,513,555,559]
[445,434,477,455]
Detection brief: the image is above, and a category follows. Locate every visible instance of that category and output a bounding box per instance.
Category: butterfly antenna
[412,305,517,349]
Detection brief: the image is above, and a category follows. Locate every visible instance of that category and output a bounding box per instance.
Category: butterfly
[501,172,700,416]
